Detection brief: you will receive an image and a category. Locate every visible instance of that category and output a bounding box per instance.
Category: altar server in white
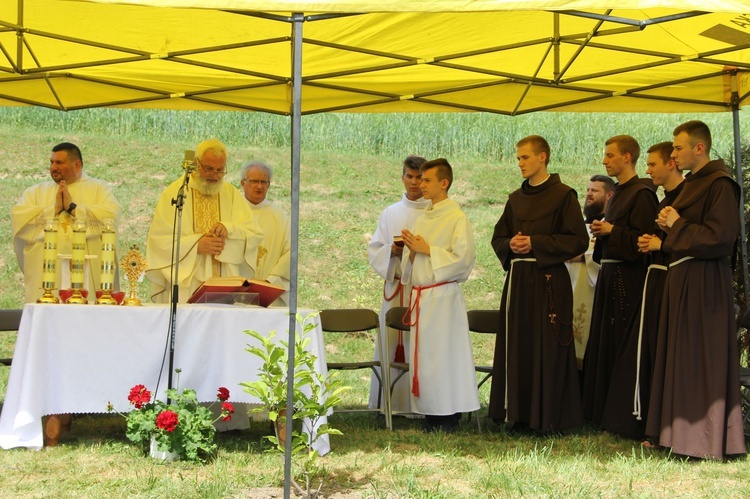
[400,158,480,433]
[367,156,431,412]
[239,161,291,307]
[12,142,122,304]
[146,139,264,303]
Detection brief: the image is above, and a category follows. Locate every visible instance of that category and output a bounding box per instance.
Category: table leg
[44,414,72,447]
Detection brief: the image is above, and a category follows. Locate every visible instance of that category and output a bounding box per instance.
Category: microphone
[182,150,196,172]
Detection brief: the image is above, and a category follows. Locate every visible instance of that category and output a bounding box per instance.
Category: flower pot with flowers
[108,370,235,463]
[242,313,350,498]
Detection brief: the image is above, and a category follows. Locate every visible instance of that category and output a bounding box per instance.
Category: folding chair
[384,306,411,430]
[467,309,500,389]
[319,308,386,416]
[0,309,23,367]
[385,306,483,432]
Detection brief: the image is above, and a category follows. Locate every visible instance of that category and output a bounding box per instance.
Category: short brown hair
[403,155,426,174]
[517,135,551,166]
[647,141,674,165]
[421,158,453,191]
[673,120,712,151]
[605,135,640,164]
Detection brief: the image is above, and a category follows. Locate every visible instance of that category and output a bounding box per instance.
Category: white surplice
[146,178,263,303]
[11,174,122,303]
[401,198,480,415]
[241,198,291,307]
[367,194,430,412]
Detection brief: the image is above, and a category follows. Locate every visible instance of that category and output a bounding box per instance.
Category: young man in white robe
[11,142,122,446]
[400,158,480,432]
[239,161,291,307]
[367,156,431,413]
[146,139,264,303]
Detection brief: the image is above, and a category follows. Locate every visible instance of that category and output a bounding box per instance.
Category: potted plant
[108,370,235,463]
[242,313,349,498]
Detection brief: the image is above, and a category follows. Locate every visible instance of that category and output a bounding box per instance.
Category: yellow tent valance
[2,1,750,113]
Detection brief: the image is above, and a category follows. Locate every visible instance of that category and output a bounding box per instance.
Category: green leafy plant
[107,370,235,463]
[242,313,350,497]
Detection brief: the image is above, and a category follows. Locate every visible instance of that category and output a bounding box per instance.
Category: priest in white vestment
[400,158,480,433]
[564,175,613,369]
[146,139,264,303]
[367,156,430,413]
[239,161,291,307]
[12,142,122,304]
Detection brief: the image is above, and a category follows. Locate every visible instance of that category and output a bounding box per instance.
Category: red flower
[217,387,230,401]
[221,402,235,422]
[127,384,152,409]
[156,410,179,432]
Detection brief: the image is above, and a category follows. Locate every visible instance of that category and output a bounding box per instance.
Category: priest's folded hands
[198,233,226,256]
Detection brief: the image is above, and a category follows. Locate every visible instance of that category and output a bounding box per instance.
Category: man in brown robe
[645,120,746,460]
[582,135,658,436]
[488,135,588,434]
[616,142,684,435]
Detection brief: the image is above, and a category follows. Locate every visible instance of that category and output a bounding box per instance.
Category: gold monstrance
[120,245,147,306]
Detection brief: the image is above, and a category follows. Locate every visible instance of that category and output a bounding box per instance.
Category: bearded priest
[146,139,264,303]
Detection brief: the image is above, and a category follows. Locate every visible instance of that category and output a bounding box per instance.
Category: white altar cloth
[0,303,329,455]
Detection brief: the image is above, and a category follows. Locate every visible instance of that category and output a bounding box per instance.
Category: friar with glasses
[238,160,291,307]
[146,138,263,303]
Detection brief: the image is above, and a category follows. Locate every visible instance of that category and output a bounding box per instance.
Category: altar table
[0,303,329,454]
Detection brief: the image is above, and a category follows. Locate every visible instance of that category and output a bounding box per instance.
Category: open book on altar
[187,276,286,307]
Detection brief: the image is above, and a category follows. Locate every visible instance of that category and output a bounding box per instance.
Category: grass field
[0,108,749,497]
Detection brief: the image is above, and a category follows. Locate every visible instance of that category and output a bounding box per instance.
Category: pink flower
[156,410,179,432]
[127,384,151,409]
[221,402,235,422]
[217,387,230,401]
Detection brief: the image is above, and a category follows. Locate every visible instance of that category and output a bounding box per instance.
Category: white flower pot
[149,436,179,461]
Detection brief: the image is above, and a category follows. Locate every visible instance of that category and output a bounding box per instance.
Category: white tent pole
[731,72,750,309]
[284,12,304,499]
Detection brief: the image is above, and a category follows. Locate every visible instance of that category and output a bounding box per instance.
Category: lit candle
[100,219,116,289]
[70,218,87,289]
[42,219,59,287]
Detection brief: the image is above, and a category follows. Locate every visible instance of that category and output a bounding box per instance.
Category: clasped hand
[589,219,613,237]
[637,233,662,253]
[401,229,430,259]
[54,181,73,216]
[509,232,532,254]
[656,206,680,232]
[198,223,227,255]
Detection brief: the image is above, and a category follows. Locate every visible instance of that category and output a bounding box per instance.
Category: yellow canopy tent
[4,3,750,490]
[3,1,750,114]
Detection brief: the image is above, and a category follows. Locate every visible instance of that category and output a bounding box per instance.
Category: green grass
[1,108,749,497]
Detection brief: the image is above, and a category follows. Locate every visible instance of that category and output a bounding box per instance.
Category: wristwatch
[65,202,77,214]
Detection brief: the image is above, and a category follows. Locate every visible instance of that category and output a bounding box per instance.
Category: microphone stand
[166,152,196,398]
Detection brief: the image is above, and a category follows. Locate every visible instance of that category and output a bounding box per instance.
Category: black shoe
[440,422,459,434]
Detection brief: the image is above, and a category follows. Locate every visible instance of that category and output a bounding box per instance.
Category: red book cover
[187,276,285,307]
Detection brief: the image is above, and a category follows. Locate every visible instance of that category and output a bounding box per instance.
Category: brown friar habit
[624,182,685,430]
[646,159,746,460]
[602,181,684,438]
[488,174,588,432]
[582,175,658,429]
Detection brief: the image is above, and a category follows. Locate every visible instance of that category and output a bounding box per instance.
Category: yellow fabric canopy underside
[3,1,750,113]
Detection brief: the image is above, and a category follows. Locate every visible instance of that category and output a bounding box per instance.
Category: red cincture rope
[384,280,406,362]
[403,281,455,397]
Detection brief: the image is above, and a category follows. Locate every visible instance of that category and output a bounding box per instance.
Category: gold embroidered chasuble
[192,190,221,276]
